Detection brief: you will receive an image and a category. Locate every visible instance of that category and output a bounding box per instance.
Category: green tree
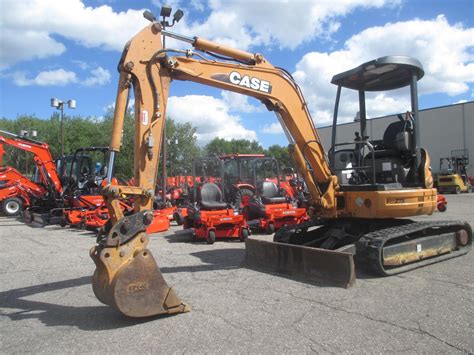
[264,144,292,168]
[159,118,201,179]
[204,138,264,156]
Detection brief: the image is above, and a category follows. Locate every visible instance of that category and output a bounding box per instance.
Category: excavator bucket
[90,213,189,318]
[244,239,356,288]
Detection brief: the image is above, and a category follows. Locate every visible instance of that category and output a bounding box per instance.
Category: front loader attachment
[91,211,189,317]
[244,238,356,288]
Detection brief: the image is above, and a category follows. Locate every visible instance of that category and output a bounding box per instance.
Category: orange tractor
[0,130,64,221]
[0,166,47,216]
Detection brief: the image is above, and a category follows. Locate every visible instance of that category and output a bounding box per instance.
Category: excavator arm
[106,24,337,214]
[91,22,345,318]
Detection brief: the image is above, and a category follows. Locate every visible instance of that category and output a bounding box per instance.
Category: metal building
[317,101,474,176]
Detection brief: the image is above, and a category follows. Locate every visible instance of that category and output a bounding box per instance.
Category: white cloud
[176,0,401,50]
[13,69,78,86]
[1,0,402,70]
[262,122,284,135]
[0,29,66,70]
[11,67,111,87]
[72,60,90,70]
[82,67,111,86]
[220,91,262,113]
[0,0,148,69]
[293,15,474,126]
[167,95,257,144]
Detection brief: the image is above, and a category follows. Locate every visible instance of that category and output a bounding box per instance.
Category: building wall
[318,101,474,176]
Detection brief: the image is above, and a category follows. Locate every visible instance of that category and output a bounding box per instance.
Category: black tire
[234,188,254,210]
[183,216,193,230]
[437,204,447,212]
[206,230,216,244]
[455,186,461,194]
[2,197,23,217]
[239,228,249,242]
[173,211,184,226]
[265,223,275,235]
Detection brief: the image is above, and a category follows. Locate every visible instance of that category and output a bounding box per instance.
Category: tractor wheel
[183,216,193,229]
[239,228,249,242]
[437,203,447,212]
[455,186,461,194]
[266,223,275,235]
[59,218,67,227]
[173,211,184,226]
[234,188,254,211]
[206,230,216,244]
[2,197,23,217]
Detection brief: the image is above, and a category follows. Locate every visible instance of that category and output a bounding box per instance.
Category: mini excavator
[91,11,471,318]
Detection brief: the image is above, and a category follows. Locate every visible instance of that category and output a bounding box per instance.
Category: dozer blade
[91,213,189,317]
[244,238,355,288]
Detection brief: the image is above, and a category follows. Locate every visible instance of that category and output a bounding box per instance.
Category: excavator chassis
[91,210,189,317]
[245,219,471,287]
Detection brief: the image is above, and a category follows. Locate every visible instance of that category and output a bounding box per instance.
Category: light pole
[51,98,76,156]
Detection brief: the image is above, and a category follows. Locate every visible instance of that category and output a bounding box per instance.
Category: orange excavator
[90,11,471,318]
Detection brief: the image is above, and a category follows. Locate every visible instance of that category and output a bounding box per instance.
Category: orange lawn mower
[184,157,249,244]
[242,158,308,234]
[152,187,188,226]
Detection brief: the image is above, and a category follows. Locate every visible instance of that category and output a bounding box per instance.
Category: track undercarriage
[245,218,472,287]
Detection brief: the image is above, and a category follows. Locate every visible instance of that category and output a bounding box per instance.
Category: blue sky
[1,0,473,147]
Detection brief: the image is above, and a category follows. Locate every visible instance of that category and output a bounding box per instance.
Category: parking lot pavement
[1,194,473,353]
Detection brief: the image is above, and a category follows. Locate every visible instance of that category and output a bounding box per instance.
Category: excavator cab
[328,56,425,190]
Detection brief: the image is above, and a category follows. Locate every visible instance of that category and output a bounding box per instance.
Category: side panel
[341,188,437,218]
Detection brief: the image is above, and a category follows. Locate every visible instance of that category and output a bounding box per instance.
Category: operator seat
[258,182,287,204]
[200,183,227,210]
[373,120,412,159]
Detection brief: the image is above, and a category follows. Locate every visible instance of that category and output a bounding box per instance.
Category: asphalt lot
[1,194,473,353]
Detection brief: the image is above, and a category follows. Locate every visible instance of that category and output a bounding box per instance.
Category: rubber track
[355,220,472,276]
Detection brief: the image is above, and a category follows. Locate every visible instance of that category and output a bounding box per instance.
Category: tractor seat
[200,183,228,210]
[258,182,287,204]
